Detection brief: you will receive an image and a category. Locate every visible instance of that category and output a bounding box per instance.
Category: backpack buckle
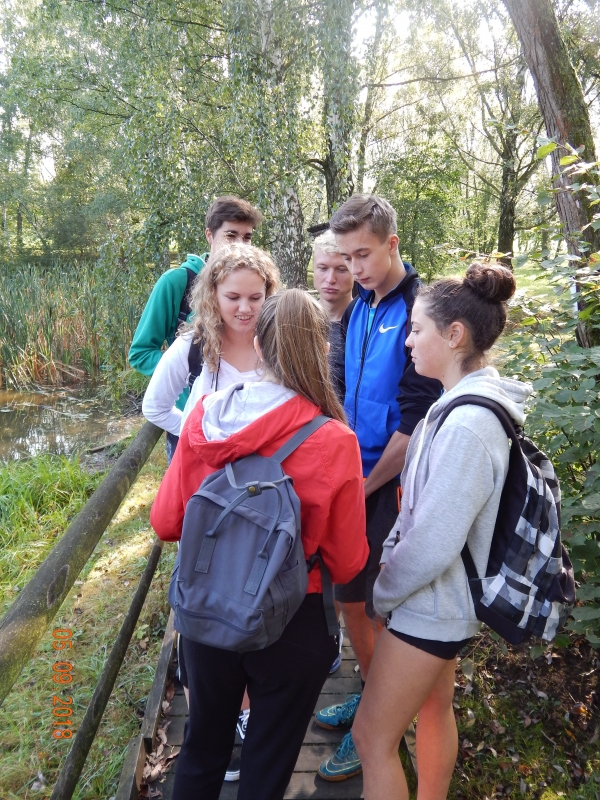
[246,481,262,496]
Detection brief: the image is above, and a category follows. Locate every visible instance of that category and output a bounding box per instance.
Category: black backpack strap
[434,395,522,584]
[188,338,204,389]
[272,415,330,463]
[177,267,197,326]
[307,552,339,638]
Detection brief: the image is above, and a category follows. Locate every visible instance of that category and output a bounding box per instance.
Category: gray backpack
[168,415,338,652]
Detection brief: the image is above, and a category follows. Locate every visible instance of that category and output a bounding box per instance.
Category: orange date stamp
[51,629,75,740]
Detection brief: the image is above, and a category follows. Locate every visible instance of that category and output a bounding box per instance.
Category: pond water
[0,385,142,462]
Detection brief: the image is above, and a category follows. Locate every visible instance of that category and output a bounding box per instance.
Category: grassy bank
[0,438,175,799]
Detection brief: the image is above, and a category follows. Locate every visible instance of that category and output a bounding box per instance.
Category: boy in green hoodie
[128,196,264,458]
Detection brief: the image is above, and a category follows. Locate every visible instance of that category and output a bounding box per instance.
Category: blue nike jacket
[342,264,442,476]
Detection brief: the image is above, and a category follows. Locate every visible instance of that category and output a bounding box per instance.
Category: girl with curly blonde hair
[143,244,281,441]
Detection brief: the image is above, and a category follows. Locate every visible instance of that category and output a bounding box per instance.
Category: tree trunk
[356,3,387,195]
[268,184,310,288]
[502,0,600,256]
[497,129,518,265]
[317,0,357,214]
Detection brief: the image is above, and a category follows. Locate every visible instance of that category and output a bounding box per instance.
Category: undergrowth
[0,442,174,799]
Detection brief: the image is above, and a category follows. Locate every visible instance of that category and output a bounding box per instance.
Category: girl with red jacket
[151,289,368,800]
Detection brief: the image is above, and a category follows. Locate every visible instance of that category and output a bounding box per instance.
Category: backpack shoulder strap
[188,338,204,389]
[434,395,522,585]
[272,415,330,463]
[434,394,520,449]
[177,267,197,326]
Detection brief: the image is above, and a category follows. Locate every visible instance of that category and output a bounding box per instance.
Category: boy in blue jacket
[317,195,441,781]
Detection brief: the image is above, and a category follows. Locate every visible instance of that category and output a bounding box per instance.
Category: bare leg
[414,660,457,800]
[241,689,250,711]
[339,601,382,679]
[353,629,456,800]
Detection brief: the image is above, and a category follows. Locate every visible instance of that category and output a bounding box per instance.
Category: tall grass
[0,260,156,391]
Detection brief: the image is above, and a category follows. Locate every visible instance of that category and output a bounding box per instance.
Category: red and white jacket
[151,393,368,594]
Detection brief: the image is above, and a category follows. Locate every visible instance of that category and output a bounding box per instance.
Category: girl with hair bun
[353,263,532,800]
[151,289,368,800]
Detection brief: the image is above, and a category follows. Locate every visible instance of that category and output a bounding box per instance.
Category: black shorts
[388,629,472,660]
[334,478,400,620]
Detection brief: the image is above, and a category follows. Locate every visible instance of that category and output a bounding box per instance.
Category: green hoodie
[129,253,207,411]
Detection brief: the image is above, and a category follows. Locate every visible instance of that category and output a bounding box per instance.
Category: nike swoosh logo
[379,324,399,333]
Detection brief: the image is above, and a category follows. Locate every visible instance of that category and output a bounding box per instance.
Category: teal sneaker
[315,693,361,730]
[318,731,362,781]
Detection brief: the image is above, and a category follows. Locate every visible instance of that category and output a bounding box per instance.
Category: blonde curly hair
[189,244,281,372]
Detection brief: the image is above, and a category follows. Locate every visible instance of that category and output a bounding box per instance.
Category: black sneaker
[224,753,241,782]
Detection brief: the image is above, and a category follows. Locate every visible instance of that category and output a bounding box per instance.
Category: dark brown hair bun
[464,262,516,303]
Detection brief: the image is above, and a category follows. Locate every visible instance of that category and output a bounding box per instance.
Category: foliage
[0,258,156,391]
[373,138,463,279]
[500,149,600,647]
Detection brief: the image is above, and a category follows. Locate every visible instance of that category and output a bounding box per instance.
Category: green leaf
[529,645,546,659]
[560,155,579,166]
[582,493,600,510]
[537,142,558,159]
[570,606,600,621]
[553,633,571,648]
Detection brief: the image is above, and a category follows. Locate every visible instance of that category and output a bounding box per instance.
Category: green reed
[0,261,153,389]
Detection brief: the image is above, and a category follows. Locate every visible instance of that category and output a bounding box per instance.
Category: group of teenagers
[129,193,531,800]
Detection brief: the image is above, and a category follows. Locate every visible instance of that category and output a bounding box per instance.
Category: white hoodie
[373,367,532,642]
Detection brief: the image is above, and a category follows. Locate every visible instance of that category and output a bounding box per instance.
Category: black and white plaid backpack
[435,395,576,645]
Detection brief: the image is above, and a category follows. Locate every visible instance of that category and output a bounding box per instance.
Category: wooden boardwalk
[159,635,365,799]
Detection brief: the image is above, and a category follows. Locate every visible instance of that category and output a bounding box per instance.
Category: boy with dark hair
[129,196,263,460]
[316,194,441,781]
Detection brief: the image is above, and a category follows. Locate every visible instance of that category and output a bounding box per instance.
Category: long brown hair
[190,244,281,371]
[255,290,347,424]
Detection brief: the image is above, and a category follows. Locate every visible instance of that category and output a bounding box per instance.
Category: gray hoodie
[373,367,532,641]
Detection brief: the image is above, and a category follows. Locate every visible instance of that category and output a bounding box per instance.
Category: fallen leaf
[520,778,527,793]
[465,709,476,728]
[149,766,162,782]
[460,658,475,682]
[553,764,565,773]
[490,721,506,735]
[570,702,588,716]
[464,682,473,695]
[156,744,164,758]
[477,741,485,752]
[157,729,167,745]
[518,764,531,776]
[148,786,162,799]
[162,701,170,713]
[487,746,498,758]
[165,747,181,762]
[523,716,532,728]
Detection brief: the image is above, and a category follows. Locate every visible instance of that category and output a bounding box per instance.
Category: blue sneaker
[329,629,344,674]
[318,731,362,781]
[315,693,361,730]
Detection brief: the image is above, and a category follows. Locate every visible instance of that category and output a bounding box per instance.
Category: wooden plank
[320,676,361,694]
[165,693,188,718]
[115,734,146,800]
[141,610,177,753]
